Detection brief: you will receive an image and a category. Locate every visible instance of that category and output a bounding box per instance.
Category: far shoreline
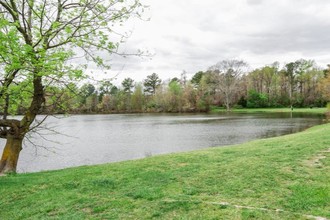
[32,107,329,116]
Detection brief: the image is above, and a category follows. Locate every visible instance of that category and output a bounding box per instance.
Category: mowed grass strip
[211,107,328,114]
[0,123,329,219]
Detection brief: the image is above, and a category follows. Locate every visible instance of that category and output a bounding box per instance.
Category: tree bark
[225,94,230,111]
[0,135,23,174]
[0,75,44,174]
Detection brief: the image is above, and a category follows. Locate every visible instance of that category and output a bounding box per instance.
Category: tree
[247,63,279,107]
[85,93,99,112]
[131,83,144,112]
[319,74,330,102]
[143,73,161,95]
[300,68,324,107]
[182,83,197,111]
[209,59,247,111]
[180,70,187,87]
[44,83,80,113]
[79,83,96,105]
[247,90,268,108]
[166,80,183,112]
[99,80,116,101]
[0,0,144,174]
[122,78,134,94]
[194,73,214,111]
[100,94,112,112]
[324,64,330,77]
[119,78,134,112]
[170,77,180,84]
[284,59,314,108]
[191,71,205,87]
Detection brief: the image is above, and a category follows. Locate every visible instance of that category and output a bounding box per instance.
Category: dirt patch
[305,148,330,168]
[281,166,294,174]
[82,207,93,214]
[177,163,188,167]
[163,199,328,220]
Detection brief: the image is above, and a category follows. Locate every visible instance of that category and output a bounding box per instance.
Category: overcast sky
[94,0,330,84]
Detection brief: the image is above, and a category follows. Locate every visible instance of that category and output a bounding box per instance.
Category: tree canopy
[0,0,144,174]
[143,73,161,95]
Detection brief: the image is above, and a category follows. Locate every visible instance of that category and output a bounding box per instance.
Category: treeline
[40,59,330,114]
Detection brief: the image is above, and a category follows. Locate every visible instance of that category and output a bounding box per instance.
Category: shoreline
[1,124,329,218]
[1,111,329,219]
[23,107,328,116]
[2,108,327,174]
[16,118,328,175]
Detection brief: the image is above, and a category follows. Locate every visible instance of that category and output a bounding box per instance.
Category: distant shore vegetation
[9,59,330,114]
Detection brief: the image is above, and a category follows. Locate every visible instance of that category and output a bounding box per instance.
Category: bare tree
[209,60,248,111]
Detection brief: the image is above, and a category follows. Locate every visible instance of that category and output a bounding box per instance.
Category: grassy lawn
[210,107,328,115]
[0,123,329,219]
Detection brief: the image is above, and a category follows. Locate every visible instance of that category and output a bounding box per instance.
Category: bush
[237,96,247,108]
[247,90,268,108]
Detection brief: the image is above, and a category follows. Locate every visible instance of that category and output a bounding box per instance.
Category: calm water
[0,112,324,173]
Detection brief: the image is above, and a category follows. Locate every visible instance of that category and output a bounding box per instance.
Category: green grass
[1,123,330,219]
[210,107,328,114]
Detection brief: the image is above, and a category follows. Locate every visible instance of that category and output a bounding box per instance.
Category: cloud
[246,0,263,6]
[229,0,330,57]
[102,0,330,83]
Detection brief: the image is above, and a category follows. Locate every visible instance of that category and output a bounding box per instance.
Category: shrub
[247,90,268,108]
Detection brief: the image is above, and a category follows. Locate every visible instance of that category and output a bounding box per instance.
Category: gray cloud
[103,0,330,82]
[246,0,263,6]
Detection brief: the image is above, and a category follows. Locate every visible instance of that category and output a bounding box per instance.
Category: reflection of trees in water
[262,129,285,138]
[261,122,315,139]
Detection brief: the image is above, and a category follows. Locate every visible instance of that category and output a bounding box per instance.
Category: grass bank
[210,107,328,115]
[1,124,329,219]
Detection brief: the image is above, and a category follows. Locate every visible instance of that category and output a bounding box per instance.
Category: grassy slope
[0,123,329,219]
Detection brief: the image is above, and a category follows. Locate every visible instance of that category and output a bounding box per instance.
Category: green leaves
[143,73,162,95]
[122,77,134,93]
[0,0,145,117]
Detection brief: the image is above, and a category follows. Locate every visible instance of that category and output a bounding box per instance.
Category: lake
[0,112,324,173]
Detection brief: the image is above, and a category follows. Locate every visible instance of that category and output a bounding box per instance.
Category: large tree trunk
[225,93,231,111]
[0,75,44,174]
[0,135,23,174]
